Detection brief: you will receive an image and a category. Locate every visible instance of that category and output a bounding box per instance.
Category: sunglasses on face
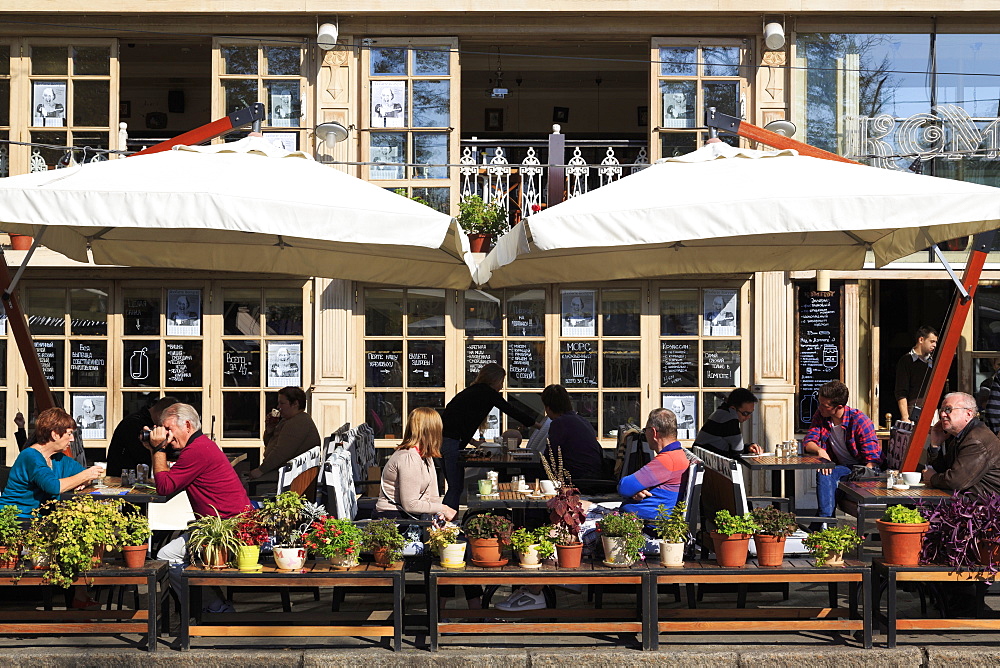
[737,409,753,417]
[940,406,972,415]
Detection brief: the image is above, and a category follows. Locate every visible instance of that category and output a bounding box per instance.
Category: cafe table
[738,453,834,514]
[69,477,167,503]
[837,479,953,555]
[459,447,543,473]
[466,481,619,525]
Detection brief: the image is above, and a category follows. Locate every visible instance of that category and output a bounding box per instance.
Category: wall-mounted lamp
[763,20,785,51]
[317,22,339,50]
[763,119,797,137]
[315,121,350,144]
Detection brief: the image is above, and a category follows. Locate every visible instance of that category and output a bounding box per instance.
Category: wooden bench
[0,560,168,652]
[179,560,405,650]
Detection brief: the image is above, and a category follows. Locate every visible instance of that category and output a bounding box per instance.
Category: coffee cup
[901,472,922,486]
[540,479,557,495]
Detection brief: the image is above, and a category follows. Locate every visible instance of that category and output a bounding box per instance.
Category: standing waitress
[440,363,540,509]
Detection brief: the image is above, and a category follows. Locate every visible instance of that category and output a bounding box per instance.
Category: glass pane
[703,340,741,387]
[413,132,448,179]
[660,132,698,159]
[508,392,543,432]
[412,80,450,127]
[223,340,261,387]
[413,46,450,75]
[72,46,110,75]
[224,288,261,336]
[704,289,739,336]
[507,340,544,389]
[71,132,108,163]
[166,340,202,387]
[507,289,545,336]
[408,340,445,387]
[572,392,599,433]
[660,80,696,128]
[662,393,697,439]
[602,289,640,336]
[27,288,65,335]
[466,341,503,385]
[975,286,1000,350]
[0,45,8,76]
[265,46,300,75]
[369,133,406,180]
[560,340,597,388]
[124,289,160,335]
[28,392,68,425]
[408,391,445,411]
[703,81,739,126]
[124,340,160,387]
[31,84,67,127]
[31,46,67,75]
[365,288,404,336]
[0,340,6,384]
[661,340,698,387]
[366,392,403,438]
[222,45,258,75]
[407,289,445,336]
[172,391,203,419]
[70,340,106,387]
[223,79,259,115]
[70,288,107,335]
[34,340,64,386]
[266,341,301,388]
[371,48,407,76]
[604,392,641,438]
[223,392,259,438]
[366,340,403,387]
[412,187,450,214]
[265,288,303,335]
[122,392,158,423]
[659,47,696,76]
[702,46,741,76]
[465,290,502,337]
[660,289,699,335]
[0,80,9,126]
[371,81,407,128]
[702,392,730,431]
[72,392,106,439]
[266,81,301,128]
[604,341,640,388]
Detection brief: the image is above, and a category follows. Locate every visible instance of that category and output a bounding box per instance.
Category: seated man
[923,392,1000,495]
[149,403,251,613]
[802,381,880,519]
[618,407,690,520]
[542,384,605,486]
[692,387,763,457]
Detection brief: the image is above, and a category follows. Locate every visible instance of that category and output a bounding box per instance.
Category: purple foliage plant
[919,493,1000,576]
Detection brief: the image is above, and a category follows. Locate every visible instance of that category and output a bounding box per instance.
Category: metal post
[547,125,566,207]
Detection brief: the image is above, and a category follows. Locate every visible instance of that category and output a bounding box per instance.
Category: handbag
[845,463,881,482]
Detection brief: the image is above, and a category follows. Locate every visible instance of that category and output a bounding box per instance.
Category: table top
[739,454,836,470]
[432,557,868,575]
[466,481,618,510]
[460,449,542,469]
[70,477,167,503]
[838,479,953,503]
[182,560,403,578]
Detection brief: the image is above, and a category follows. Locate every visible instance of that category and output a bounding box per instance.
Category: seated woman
[692,387,762,457]
[541,384,605,488]
[245,386,321,490]
[619,407,690,520]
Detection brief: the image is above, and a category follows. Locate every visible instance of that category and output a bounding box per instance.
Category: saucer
[903,482,925,488]
[440,561,466,569]
[470,558,508,568]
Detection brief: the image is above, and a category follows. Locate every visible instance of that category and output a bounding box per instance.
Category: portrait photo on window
[33,82,66,127]
[371,81,406,128]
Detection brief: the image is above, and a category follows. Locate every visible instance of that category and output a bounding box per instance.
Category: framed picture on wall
[32,82,66,127]
[552,106,570,123]
[485,108,504,131]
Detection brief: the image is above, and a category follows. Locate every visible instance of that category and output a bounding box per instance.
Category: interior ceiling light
[487,47,509,99]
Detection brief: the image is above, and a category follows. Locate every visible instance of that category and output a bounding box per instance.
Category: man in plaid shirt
[803,381,881,518]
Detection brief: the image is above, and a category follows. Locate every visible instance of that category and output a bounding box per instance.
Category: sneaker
[495,588,546,611]
[203,600,235,614]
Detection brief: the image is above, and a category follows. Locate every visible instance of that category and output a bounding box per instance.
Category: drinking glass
[478,479,494,495]
[94,462,107,488]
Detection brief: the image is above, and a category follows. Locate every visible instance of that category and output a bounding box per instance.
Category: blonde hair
[397,407,442,459]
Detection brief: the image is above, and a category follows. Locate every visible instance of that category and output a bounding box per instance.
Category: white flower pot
[660,540,685,567]
[440,541,467,567]
[602,535,636,567]
[518,544,542,569]
[273,545,307,570]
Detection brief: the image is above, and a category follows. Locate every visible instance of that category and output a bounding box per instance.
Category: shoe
[495,588,546,611]
[70,597,101,610]
[202,601,235,614]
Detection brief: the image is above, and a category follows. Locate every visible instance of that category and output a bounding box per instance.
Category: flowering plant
[302,516,364,559]
[234,509,269,547]
[596,511,646,563]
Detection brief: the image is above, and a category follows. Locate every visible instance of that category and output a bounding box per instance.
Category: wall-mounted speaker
[167,90,185,114]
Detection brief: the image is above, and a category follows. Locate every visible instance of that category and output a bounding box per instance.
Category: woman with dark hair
[439,363,539,509]
[692,387,762,456]
[542,384,605,486]
[245,386,321,483]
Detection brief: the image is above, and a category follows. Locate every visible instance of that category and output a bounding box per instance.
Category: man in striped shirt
[619,408,691,520]
[693,388,763,457]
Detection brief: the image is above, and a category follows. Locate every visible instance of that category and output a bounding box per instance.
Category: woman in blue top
[0,407,103,520]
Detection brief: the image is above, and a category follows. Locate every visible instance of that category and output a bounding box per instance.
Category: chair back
[883,420,912,471]
[679,449,704,538]
[692,446,750,515]
[322,441,358,520]
[277,445,322,501]
[148,492,196,531]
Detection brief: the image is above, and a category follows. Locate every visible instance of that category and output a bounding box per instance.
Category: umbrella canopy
[474,142,1000,287]
[0,136,475,289]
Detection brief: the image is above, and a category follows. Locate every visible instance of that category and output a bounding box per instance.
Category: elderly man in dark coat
[923,391,1000,495]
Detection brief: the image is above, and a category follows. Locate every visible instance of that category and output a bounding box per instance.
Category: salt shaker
[886,469,896,489]
[136,464,149,484]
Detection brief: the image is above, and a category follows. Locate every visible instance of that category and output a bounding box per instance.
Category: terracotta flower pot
[8,234,33,251]
[121,544,147,569]
[467,233,494,253]
[824,550,845,567]
[372,546,394,567]
[202,546,229,569]
[711,531,751,568]
[468,537,506,566]
[91,545,106,568]
[753,534,786,568]
[877,520,929,566]
[0,545,18,570]
[660,540,685,567]
[556,542,583,569]
[273,546,307,570]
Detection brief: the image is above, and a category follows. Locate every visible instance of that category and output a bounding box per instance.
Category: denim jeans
[816,465,853,518]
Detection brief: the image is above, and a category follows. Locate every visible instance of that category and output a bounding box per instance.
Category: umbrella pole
[0,251,55,413]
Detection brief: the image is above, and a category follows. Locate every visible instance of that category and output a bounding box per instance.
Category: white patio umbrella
[0,136,475,289]
[474,142,1000,287]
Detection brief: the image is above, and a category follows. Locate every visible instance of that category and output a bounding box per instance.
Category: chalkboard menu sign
[34,340,63,386]
[223,340,261,387]
[507,341,544,388]
[560,340,598,387]
[366,340,402,387]
[466,341,502,385]
[796,287,843,430]
[661,340,697,387]
[124,340,159,387]
[70,340,106,387]
[166,341,202,387]
[407,340,445,388]
[703,341,740,388]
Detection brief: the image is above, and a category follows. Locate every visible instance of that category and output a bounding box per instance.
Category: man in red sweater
[149,403,251,613]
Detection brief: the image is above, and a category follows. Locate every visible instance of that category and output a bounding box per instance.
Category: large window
[0,42,9,177]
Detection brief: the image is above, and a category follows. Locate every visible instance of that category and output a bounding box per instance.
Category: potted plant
[510,527,556,569]
[233,509,268,572]
[458,194,508,252]
[303,516,364,569]
[427,523,465,568]
[920,493,1000,574]
[0,505,23,569]
[258,491,326,570]
[187,511,241,569]
[547,486,587,568]
[804,525,864,566]
[596,511,646,567]
[650,502,689,567]
[363,518,405,567]
[711,510,760,568]
[751,506,798,568]
[877,504,928,566]
[119,508,151,569]
[463,512,513,567]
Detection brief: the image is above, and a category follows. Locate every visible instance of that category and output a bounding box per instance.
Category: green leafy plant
[119,508,151,546]
[803,526,864,566]
[596,511,647,563]
[650,502,689,543]
[302,516,364,559]
[751,506,798,537]
[362,518,406,563]
[0,505,24,548]
[426,524,462,556]
[882,505,926,524]
[187,511,241,568]
[510,527,556,560]
[547,486,586,544]
[258,491,326,547]
[713,509,761,537]
[458,194,508,236]
[463,512,513,546]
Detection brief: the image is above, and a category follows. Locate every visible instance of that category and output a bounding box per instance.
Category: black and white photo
[73,393,106,440]
[371,81,405,128]
[167,289,202,336]
[661,89,694,128]
[267,341,302,387]
[269,91,294,127]
[561,289,596,337]
[704,289,738,336]
[33,82,66,127]
[663,393,697,440]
